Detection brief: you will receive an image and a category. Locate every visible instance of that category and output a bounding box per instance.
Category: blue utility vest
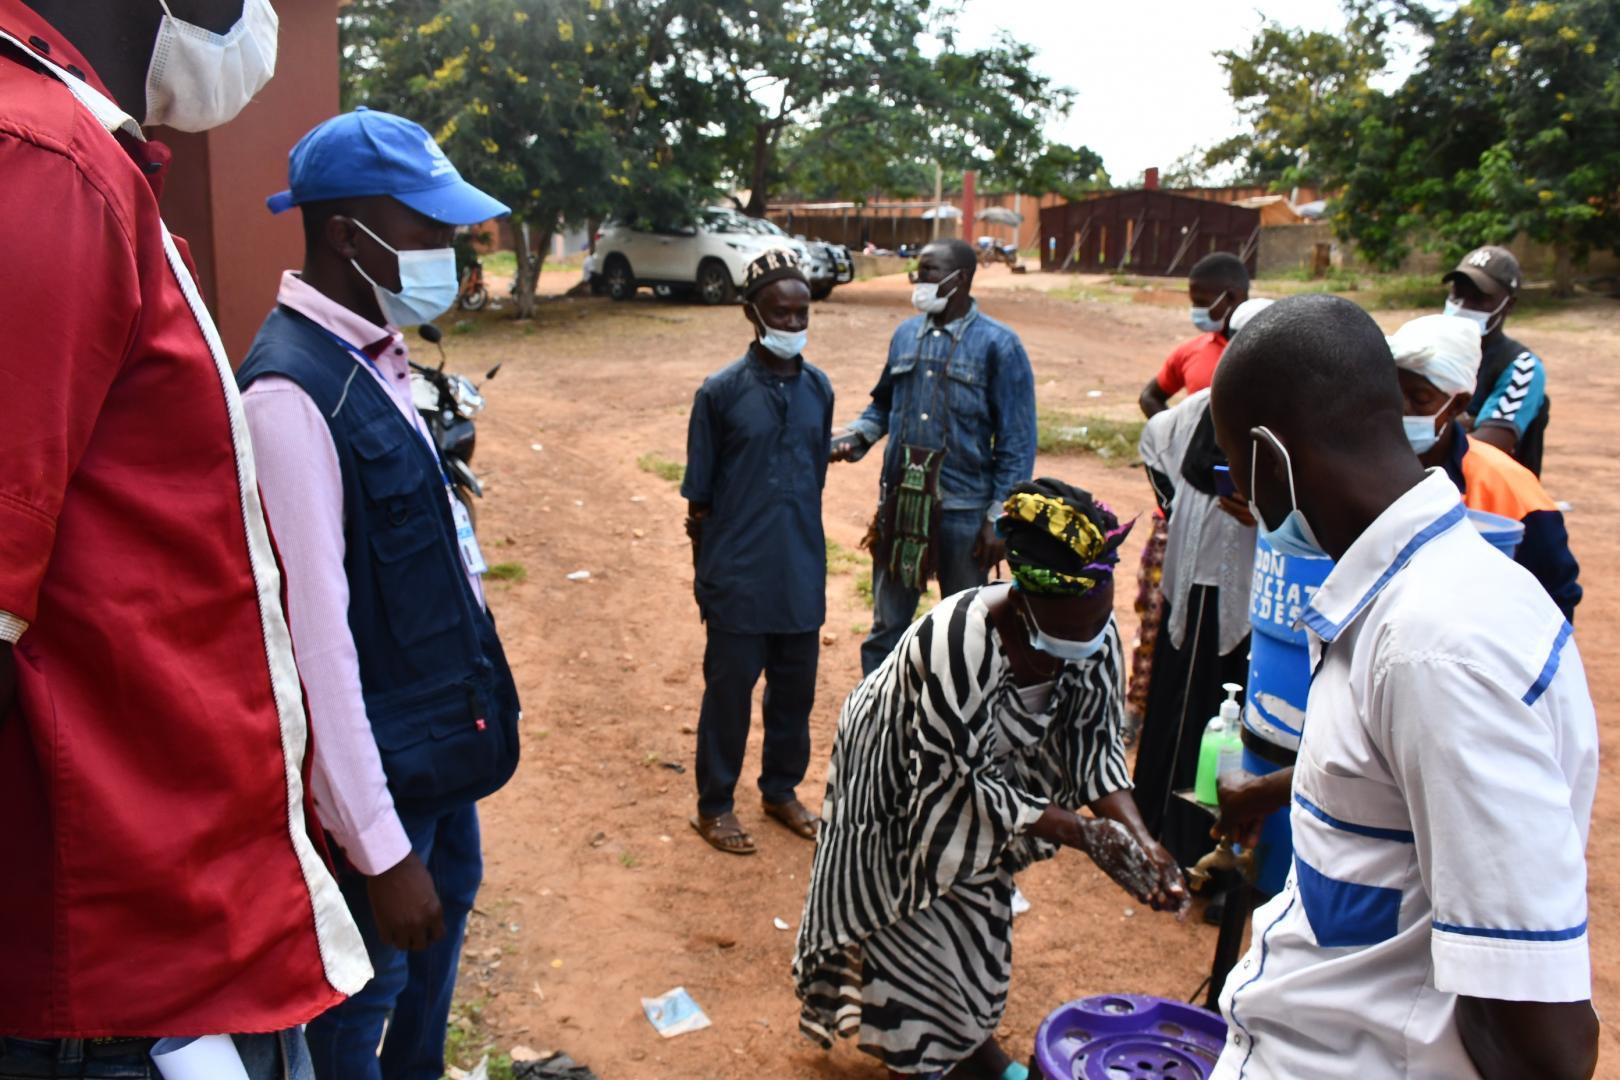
[238,306,519,816]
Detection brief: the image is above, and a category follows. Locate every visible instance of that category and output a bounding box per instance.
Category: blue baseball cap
[267,107,510,224]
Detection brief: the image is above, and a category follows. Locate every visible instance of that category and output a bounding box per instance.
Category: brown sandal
[690,812,757,855]
[762,798,821,840]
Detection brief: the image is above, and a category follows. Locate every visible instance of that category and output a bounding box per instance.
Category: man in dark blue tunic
[682,251,834,855]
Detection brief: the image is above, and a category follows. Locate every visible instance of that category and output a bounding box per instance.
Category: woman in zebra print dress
[794,480,1188,1080]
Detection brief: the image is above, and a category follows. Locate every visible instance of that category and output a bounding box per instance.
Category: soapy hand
[1072,817,1190,916]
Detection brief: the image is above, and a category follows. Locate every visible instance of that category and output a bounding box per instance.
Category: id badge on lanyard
[449,491,488,577]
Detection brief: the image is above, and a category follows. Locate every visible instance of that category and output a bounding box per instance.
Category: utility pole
[931,162,942,241]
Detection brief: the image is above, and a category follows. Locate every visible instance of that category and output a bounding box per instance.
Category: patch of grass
[1047,281,1130,305]
[619,850,640,869]
[1037,412,1145,465]
[826,537,863,574]
[482,250,518,277]
[1364,273,1442,309]
[485,562,527,583]
[444,997,514,1080]
[851,623,868,634]
[636,452,686,484]
[854,571,874,605]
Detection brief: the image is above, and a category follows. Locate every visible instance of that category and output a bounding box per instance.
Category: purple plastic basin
[1033,994,1228,1080]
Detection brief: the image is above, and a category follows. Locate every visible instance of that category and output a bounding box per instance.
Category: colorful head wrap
[996,478,1135,596]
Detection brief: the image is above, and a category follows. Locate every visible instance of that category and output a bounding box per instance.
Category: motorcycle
[456,257,490,311]
[975,236,1021,267]
[412,324,502,521]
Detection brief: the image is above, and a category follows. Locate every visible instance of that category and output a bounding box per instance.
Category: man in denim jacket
[833,239,1037,674]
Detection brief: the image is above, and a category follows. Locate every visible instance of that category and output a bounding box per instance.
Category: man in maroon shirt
[0,2,369,1076]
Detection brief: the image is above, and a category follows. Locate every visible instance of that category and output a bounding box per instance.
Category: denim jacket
[847,302,1037,518]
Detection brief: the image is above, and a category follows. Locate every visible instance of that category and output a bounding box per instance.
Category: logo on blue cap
[267,108,510,225]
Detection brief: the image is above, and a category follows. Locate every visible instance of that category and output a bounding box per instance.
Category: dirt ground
[431,265,1620,1079]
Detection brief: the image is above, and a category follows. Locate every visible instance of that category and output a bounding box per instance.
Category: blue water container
[1242,536,1333,895]
[1467,508,1525,558]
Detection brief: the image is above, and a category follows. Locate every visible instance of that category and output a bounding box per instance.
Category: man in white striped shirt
[1207,294,1598,1079]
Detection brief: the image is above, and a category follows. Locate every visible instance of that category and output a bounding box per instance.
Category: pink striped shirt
[242,271,482,875]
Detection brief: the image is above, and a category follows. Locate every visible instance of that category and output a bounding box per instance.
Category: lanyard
[314,324,451,485]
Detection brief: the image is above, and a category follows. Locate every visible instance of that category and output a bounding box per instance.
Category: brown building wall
[159,0,340,365]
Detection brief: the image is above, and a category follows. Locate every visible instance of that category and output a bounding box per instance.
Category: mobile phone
[1213,464,1237,499]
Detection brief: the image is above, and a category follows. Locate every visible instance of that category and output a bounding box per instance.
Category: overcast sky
[951,0,1425,184]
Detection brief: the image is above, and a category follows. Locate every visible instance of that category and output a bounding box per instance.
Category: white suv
[592,207,852,304]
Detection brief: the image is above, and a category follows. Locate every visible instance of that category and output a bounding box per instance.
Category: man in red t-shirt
[0,1,369,1075]
[1138,252,1250,417]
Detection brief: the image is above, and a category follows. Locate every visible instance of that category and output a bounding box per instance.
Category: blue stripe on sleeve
[1522,621,1573,706]
[1294,793,1415,843]
[1434,919,1587,942]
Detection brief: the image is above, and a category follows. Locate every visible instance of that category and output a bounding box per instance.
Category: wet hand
[1213,768,1292,850]
[1073,818,1188,915]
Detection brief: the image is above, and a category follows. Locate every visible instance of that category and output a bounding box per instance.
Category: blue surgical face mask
[349,218,458,327]
[1249,426,1329,560]
[1190,291,1229,334]
[1020,595,1110,661]
[1402,411,1445,454]
[1443,295,1509,337]
[750,305,807,359]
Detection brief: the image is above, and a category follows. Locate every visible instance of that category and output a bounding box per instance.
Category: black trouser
[695,627,818,818]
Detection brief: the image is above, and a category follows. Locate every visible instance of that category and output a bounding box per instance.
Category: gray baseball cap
[1443,245,1521,298]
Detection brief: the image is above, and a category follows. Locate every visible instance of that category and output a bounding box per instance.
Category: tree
[1215,0,1620,292]
[1208,2,1392,185]
[1022,143,1110,200]
[342,0,730,317]
[684,3,1076,214]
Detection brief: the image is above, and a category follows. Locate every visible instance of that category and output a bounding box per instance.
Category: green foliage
[485,562,527,582]
[636,452,685,484]
[1036,413,1145,465]
[443,996,514,1079]
[1214,0,1620,289]
[341,0,733,316]
[649,2,1083,210]
[1021,143,1111,200]
[1208,2,1392,185]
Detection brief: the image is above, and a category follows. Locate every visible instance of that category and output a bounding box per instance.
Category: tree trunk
[1552,239,1575,299]
[511,218,556,320]
[513,221,537,320]
[744,122,772,217]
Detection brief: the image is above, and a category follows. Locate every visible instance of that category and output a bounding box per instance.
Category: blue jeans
[305,805,482,1080]
[861,509,989,675]
[0,1032,310,1079]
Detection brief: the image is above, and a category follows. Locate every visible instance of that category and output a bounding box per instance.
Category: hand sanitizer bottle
[1195,683,1245,805]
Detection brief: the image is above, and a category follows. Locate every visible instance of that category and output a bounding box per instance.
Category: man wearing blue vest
[237,109,521,1080]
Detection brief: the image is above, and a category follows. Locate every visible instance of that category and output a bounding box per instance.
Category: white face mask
[911,270,961,315]
[1443,295,1509,337]
[145,0,279,132]
[348,219,458,327]
[1402,410,1447,454]
[1190,291,1229,334]
[1019,595,1110,662]
[750,306,807,360]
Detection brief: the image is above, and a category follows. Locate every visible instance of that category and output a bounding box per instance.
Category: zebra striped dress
[793,587,1132,1074]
